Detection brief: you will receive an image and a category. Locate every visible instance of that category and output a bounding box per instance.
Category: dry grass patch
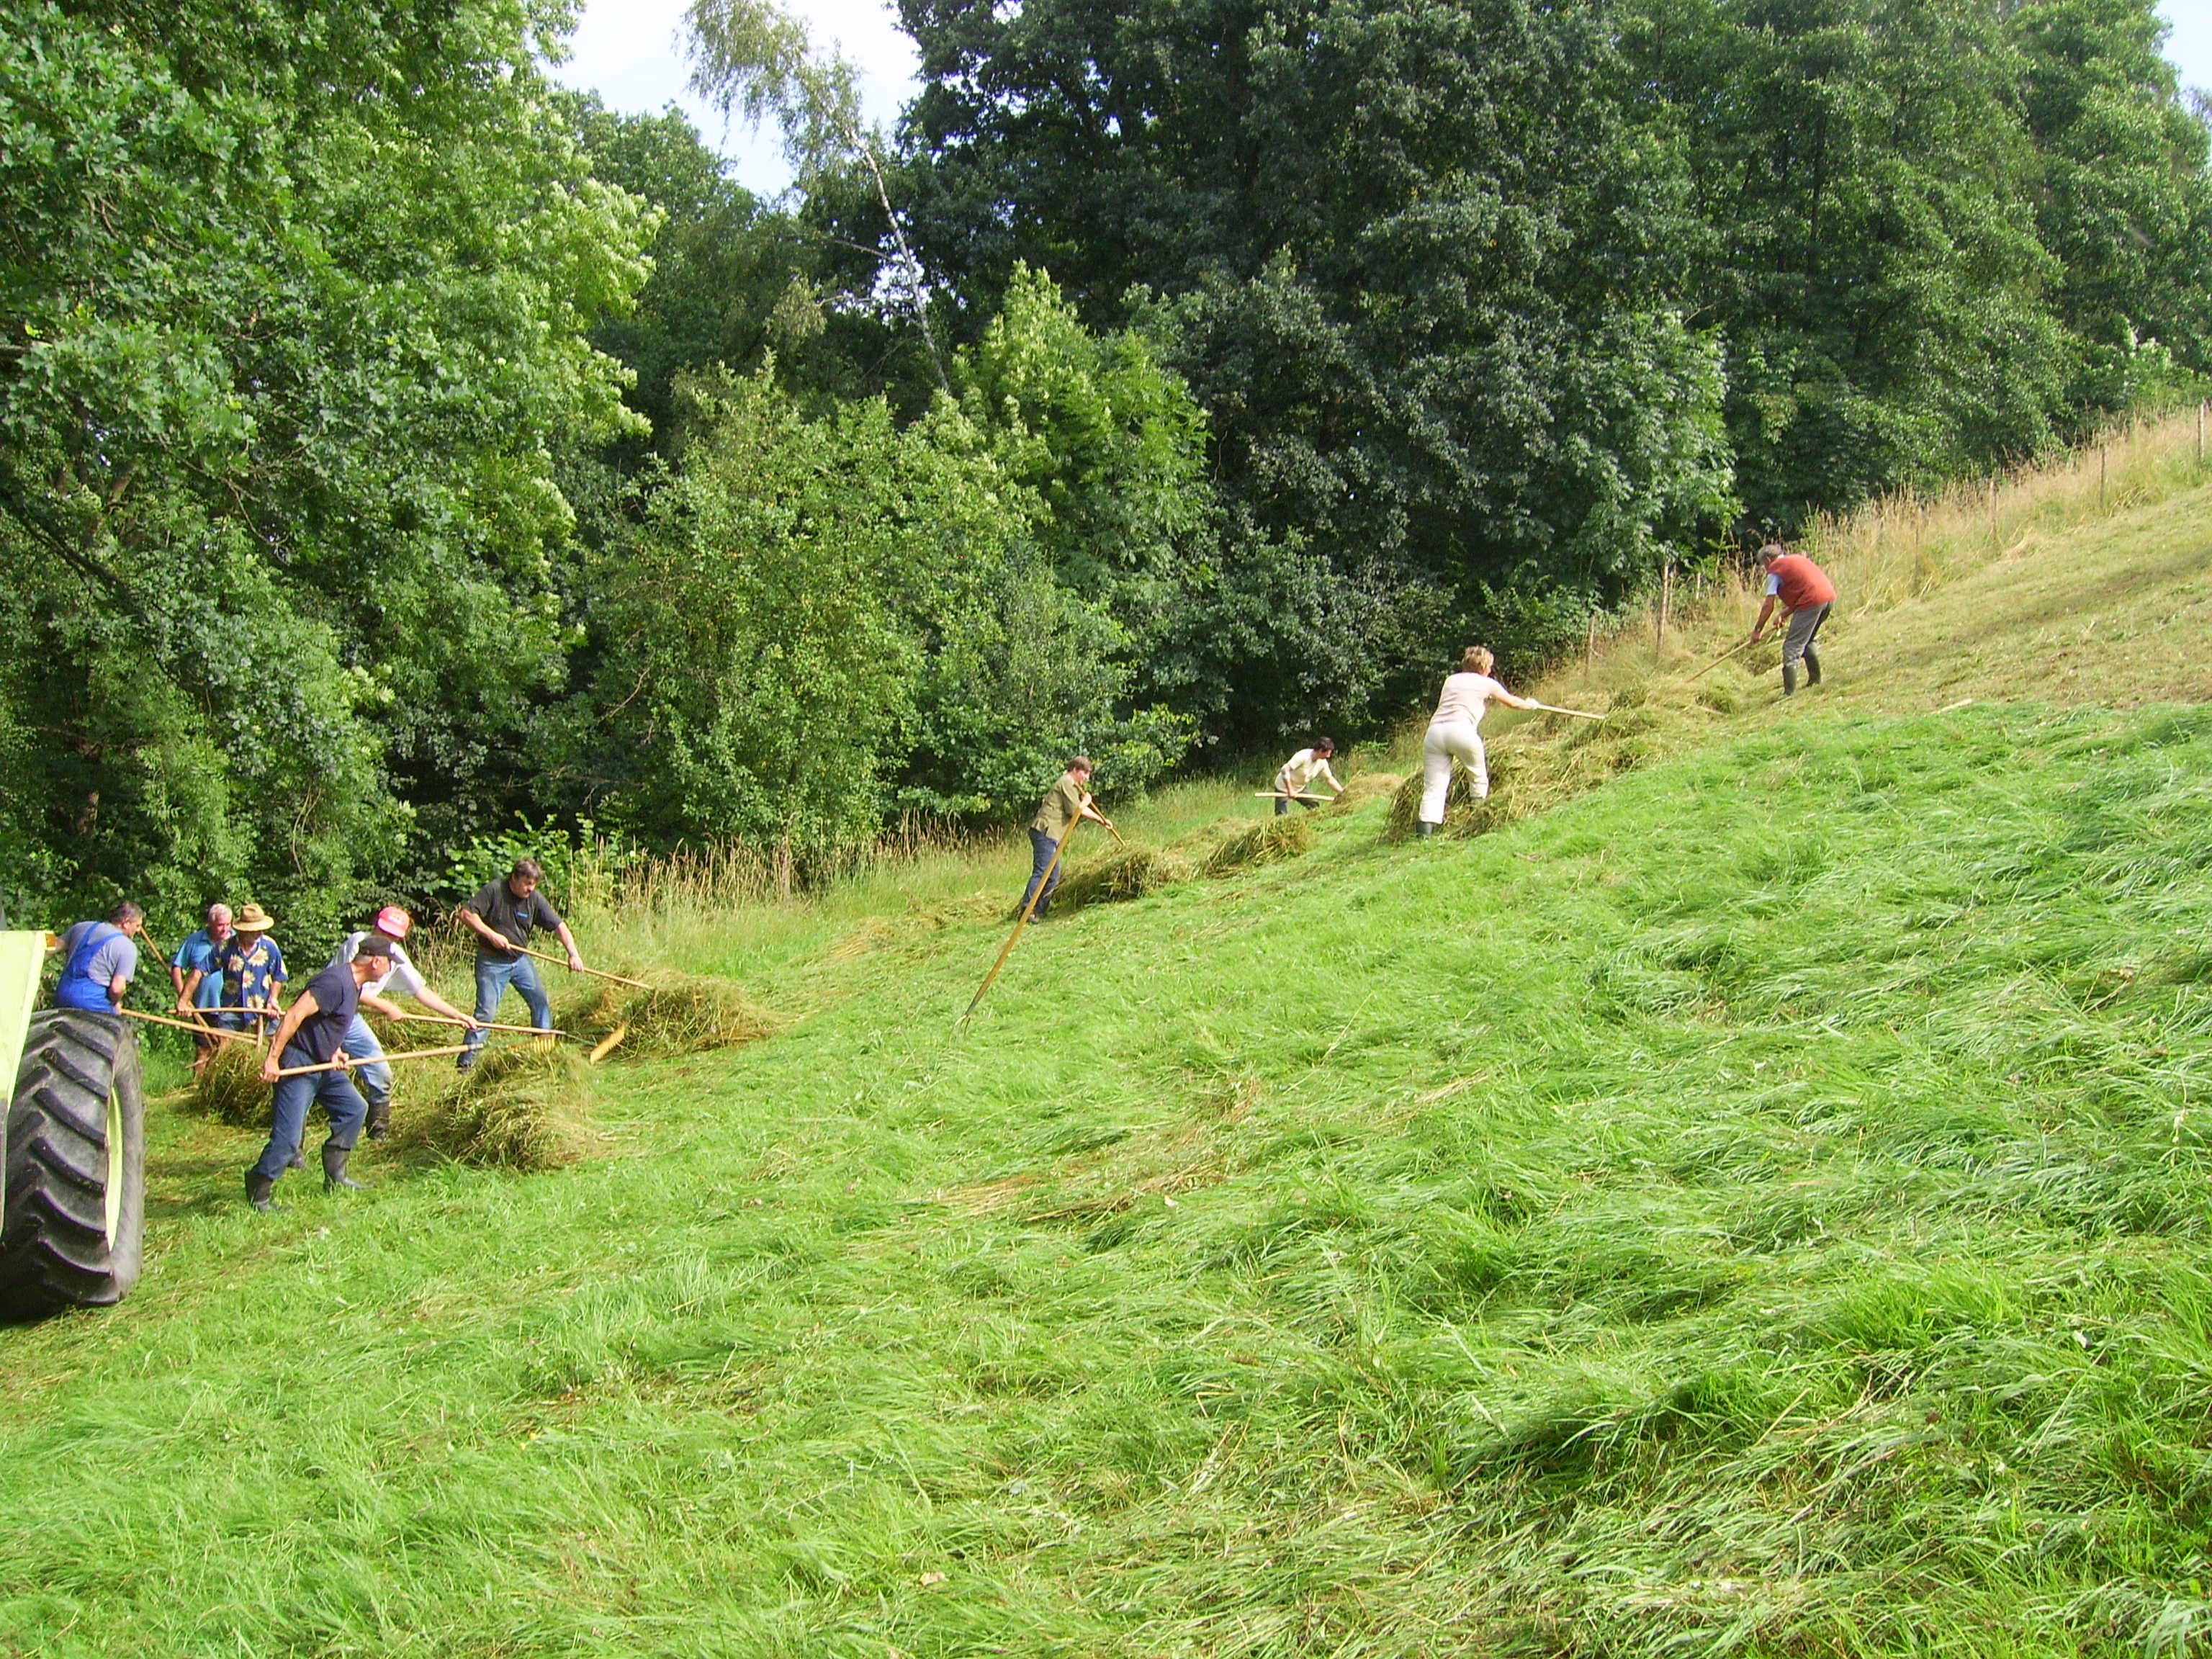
[189,1043,267,1128]
[1052,844,1197,912]
[391,1042,601,1171]
[1202,813,1315,876]
[557,971,778,1062]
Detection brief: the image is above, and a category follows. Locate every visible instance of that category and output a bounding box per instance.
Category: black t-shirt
[463,878,562,958]
[283,960,361,1067]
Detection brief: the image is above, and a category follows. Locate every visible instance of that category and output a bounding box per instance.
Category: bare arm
[176,968,205,1015]
[413,985,475,1025]
[1077,792,1114,831]
[459,907,516,953]
[360,992,406,1021]
[554,921,583,972]
[260,989,322,1082]
[1748,595,1780,642]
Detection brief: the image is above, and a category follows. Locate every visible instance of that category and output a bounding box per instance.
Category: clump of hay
[1385,769,1471,840]
[1204,813,1315,876]
[1051,844,1196,912]
[1695,681,1743,714]
[559,971,776,1061]
[190,1041,269,1128]
[395,1042,600,1171]
[1327,771,1405,810]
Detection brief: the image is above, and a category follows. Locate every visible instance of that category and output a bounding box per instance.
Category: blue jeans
[464,953,551,1059]
[250,1064,366,1181]
[341,1015,390,1105]
[1020,827,1065,919]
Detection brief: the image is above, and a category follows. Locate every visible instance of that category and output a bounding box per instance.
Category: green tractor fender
[0,930,148,1321]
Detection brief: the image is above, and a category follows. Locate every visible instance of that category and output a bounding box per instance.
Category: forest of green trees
[3,0,2207,929]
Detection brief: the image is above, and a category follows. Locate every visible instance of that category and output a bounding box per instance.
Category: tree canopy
[3,0,2206,922]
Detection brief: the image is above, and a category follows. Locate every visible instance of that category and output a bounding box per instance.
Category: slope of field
[3,485,2211,1656]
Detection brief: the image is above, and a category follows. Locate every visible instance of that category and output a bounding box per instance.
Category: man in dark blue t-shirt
[246,935,391,1211]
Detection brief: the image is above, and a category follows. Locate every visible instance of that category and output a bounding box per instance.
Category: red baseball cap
[374,905,413,939]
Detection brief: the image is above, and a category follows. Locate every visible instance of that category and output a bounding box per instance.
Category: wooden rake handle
[390,1012,576,1039]
[117,1007,256,1045]
[270,1043,479,1079]
[505,942,652,992]
[1681,636,1754,685]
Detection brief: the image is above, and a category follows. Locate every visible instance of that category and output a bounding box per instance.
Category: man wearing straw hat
[215,902,287,1033]
[1747,542,1836,696]
[331,906,478,1140]
[248,935,392,1210]
[455,858,583,1069]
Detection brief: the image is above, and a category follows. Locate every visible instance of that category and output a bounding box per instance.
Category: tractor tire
[0,1010,146,1321]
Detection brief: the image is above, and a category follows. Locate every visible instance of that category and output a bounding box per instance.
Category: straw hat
[233,902,276,932]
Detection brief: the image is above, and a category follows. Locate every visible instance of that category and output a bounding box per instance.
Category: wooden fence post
[1655,559,1671,657]
[2099,444,2108,513]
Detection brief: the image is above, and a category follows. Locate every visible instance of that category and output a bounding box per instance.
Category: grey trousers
[1781,603,1830,668]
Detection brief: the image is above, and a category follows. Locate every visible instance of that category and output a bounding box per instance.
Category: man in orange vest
[1747,542,1837,696]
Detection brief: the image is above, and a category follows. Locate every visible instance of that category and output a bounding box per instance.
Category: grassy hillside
[4,462,2212,1655]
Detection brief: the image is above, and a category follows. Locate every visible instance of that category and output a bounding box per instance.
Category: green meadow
[6,459,2212,1654]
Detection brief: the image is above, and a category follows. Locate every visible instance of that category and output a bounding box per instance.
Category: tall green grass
[6,701,2212,1655]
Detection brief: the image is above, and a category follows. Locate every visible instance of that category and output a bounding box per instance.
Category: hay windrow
[1328,771,1405,809]
[394,1042,600,1171]
[1051,845,1197,912]
[1204,813,1315,876]
[189,1041,268,1128]
[557,971,777,1061]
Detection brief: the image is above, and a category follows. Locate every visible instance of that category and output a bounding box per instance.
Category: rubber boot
[246,1172,284,1213]
[364,1096,391,1141]
[1417,822,1436,839]
[1803,645,1822,686]
[323,1142,372,1193]
[1781,663,1798,696]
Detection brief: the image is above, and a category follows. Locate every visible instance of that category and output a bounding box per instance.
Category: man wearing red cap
[1747,541,1837,696]
[331,906,478,1140]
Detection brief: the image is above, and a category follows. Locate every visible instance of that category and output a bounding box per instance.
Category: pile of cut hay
[191,1042,269,1128]
[1384,684,1732,841]
[1204,813,1315,876]
[558,971,776,1061]
[392,1042,600,1172]
[1051,845,1197,912]
[1326,771,1406,809]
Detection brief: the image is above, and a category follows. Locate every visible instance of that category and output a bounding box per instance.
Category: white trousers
[1420,720,1487,823]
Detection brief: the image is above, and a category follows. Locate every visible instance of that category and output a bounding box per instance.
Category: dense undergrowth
[2,467,2211,1654]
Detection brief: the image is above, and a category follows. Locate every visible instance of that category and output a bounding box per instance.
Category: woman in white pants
[1418,646,1540,837]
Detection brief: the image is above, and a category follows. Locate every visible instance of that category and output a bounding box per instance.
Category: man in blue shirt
[171,902,235,1069]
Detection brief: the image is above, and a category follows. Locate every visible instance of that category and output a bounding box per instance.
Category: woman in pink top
[1418,647,1541,837]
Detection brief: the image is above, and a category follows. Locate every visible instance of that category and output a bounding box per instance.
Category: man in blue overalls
[51,902,147,1012]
